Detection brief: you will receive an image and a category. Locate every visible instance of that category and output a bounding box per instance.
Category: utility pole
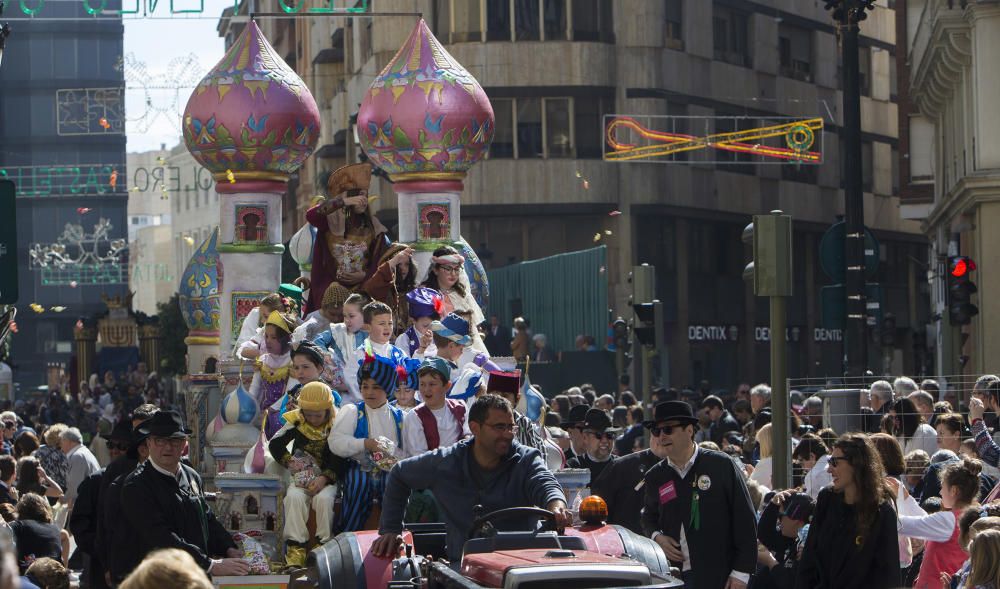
[826,0,876,377]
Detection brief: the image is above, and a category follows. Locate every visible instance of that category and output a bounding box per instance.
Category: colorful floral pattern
[358,19,494,178]
[183,21,320,178]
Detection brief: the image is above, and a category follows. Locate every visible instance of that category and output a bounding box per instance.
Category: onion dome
[178,228,220,337]
[221,380,259,425]
[358,19,494,181]
[182,20,321,185]
[288,223,316,271]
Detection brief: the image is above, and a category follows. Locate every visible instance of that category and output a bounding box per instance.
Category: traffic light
[742,211,793,297]
[947,255,979,326]
[628,264,663,349]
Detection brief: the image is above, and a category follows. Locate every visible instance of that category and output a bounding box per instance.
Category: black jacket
[566,453,615,487]
[794,487,899,589]
[68,471,110,589]
[267,423,345,483]
[754,501,799,589]
[710,411,742,446]
[591,448,660,534]
[641,447,757,589]
[10,520,62,573]
[918,458,996,503]
[120,461,235,574]
[101,457,139,583]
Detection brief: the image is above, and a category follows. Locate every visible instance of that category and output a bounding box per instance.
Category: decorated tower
[357,19,493,308]
[183,20,320,358]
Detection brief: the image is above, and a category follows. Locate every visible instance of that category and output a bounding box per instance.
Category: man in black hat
[119,411,247,578]
[641,401,757,589]
[592,413,670,534]
[560,404,589,463]
[566,409,618,484]
[68,419,134,589]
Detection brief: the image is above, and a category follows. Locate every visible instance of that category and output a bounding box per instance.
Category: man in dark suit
[119,411,248,578]
[0,455,16,507]
[483,315,512,356]
[592,414,668,534]
[566,409,619,484]
[641,401,757,589]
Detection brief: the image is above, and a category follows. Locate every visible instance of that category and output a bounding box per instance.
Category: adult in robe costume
[305,162,391,313]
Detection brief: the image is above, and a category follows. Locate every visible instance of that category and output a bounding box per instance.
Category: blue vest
[352,400,403,443]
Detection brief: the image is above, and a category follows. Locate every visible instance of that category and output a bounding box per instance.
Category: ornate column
[137,322,161,374]
[357,20,493,308]
[73,320,97,389]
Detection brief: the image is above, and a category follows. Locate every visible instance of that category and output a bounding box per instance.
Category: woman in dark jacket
[795,433,900,589]
[9,493,67,573]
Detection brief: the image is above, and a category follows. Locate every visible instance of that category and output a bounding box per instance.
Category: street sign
[819,221,879,283]
[821,283,883,329]
[0,181,17,304]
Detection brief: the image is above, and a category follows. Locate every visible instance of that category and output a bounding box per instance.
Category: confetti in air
[183,236,195,246]
[109,170,118,189]
[609,210,622,217]
[76,207,92,215]
[226,169,236,183]
[605,230,613,236]
[29,304,44,314]
[593,233,602,243]
[50,306,67,313]
[99,118,110,130]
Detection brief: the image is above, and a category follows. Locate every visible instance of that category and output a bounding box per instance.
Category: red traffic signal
[950,256,977,278]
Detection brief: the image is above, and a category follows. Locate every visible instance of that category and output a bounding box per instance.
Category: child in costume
[312,292,368,405]
[268,381,344,567]
[394,287,442,358]
[328,353,408,533]
[248,310,299,438]
[415,313,484,401]
[401,357,469,458]
[283,341,342,415]
[235,293,282,359]
[294,282,351,344]
[358,301,407,367]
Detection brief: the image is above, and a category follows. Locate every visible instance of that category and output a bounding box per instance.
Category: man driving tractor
[372,394,572,561]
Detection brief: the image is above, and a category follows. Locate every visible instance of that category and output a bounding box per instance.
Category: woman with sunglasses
[420,245,486,352]
[795,433,899,589]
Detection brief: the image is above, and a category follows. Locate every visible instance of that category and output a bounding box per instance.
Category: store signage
[0,164,213,198]
[754,326,802,343]
[813,328,843,342]
[688,325,739,342]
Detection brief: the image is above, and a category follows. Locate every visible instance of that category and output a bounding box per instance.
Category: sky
[122,9,228,153]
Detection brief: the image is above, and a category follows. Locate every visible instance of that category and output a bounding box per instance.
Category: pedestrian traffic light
[947,255,979,326]
[632,301,664,348]
[742,211,793,297]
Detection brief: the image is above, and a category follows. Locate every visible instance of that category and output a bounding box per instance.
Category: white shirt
[749,456,773,489]
[803,455,832,500]
[902,423,939,456]
[65,444,101,502]
[897,491,957,542]
[329,402,404,463]
[401,403,470,458]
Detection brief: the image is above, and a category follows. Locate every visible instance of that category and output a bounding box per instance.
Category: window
[361,19,373,64]
[713,3,752,67]
[575,96,612,159]
[781,162,819,184]
[665,0,683,50]
[491,99,515,158]
[779,24,812,82]
[889,55,898,100]
[572,0,614,42]
[543,0,567,40]
[715,114,755,175]
[455,1,483,42]
[517,98,543,159]
[862,141,873,192]
[666,101,689,162]
[515,0,540,40]
[486,0,509,41]
[891,147,899,194]
[859,47,871,97]
[545,98,572,158]
[433,0,452,41]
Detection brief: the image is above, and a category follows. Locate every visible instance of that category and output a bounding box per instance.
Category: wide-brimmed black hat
[101,419,133,442]
[644,401,700,429]
[137,410,191,439]
[560,404,590,428]
[581,408,621,434]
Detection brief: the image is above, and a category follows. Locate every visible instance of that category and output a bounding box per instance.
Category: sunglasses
[828,456,850,467]
[108,441,130,451]
[586,431,616,441]
[649,423,685,437]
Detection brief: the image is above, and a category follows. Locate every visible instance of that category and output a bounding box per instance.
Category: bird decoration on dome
[357,19,494,180]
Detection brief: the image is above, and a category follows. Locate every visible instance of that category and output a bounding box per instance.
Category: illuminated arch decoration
[603,115,824,164]
[417,202,451,242]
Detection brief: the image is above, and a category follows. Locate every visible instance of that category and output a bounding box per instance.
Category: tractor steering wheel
[468,506,559,539]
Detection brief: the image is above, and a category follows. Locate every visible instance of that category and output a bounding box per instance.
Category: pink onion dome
[358,19,494,182]
[182,20,321,189]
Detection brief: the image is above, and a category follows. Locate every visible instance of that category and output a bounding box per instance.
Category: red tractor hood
[461,549,646,588]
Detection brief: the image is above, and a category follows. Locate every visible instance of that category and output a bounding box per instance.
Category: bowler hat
[560,404,590,428]
[581,408,621,435]
[137,410,191,439]
[644,401,700,429]
[101,419,133,442]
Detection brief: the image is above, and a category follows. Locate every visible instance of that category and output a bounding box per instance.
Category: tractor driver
[373,394,571,562]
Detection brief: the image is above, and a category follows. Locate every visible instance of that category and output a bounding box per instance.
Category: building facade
[900,0,1000,379]
[219,0,929,391]
[0,1,128,387]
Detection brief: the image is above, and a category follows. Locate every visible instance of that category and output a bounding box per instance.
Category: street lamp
[825,0,877,378]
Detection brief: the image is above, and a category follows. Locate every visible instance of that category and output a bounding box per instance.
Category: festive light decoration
[28,218,128,285]
[603,115,824,164]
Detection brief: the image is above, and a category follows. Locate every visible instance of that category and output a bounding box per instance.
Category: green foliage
[157,294,188,376]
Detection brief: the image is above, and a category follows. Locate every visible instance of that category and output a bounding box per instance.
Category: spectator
[483,316,511,357]
[0,457,14,507]
[920,379,941,399]
[732,399,753,426]
[9,494,67,573]
[750,384,771,416]
[908,391,935,425]
[530,334,554,363]
[566,409,618,484]
[965,529,1000,589]
[701,395,741,447]
[750,423,773,489]
[15,459,62,504]
[12,434,38,462]
[792,434,830,500]
[904,450,931,496]
[894,376,919,398]
[510,317,529,361]
[890,397,938,456]
[118,548,214,589]
[795,433,899,589]
[595,394,615,412]
[802,396,823,429]
[33,427,67,493]
[866,380,895,433]
[23,557,68,589]
[756,492,814,589]
[615,406,645,456]
[550,395,570,418]
[59,427,100,509]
